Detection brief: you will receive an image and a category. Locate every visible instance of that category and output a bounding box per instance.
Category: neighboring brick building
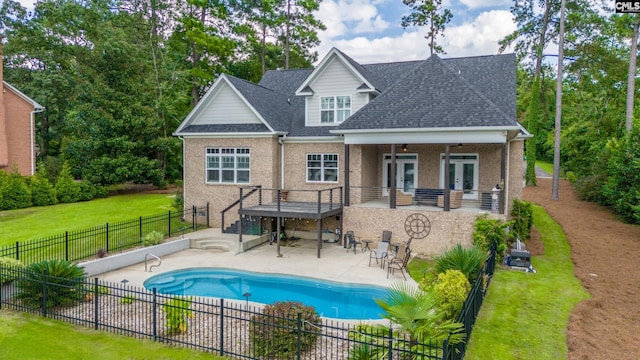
[0,44,44,176]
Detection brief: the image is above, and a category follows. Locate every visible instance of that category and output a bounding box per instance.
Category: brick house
[174,48,529,257]
[0,45,44,176]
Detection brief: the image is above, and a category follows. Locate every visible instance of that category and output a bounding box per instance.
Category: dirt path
[523,178,640,360]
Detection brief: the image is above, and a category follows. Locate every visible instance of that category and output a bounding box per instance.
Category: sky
[15,0,518,64]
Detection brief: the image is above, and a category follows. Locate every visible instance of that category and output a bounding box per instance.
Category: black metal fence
[0,265,444,359]
[0,205,209,265]
[445,241,497,360]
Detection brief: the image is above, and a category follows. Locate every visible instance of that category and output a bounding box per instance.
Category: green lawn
[463,205,589,360]
[536,160,554,176]
[0,310,225,360]
[0,194,175,246]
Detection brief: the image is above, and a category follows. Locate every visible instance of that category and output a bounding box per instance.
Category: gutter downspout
[30,108,44,175]
[505,139,511,216]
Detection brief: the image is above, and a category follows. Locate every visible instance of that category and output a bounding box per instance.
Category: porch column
[344,144,350,206]
[500,143,506,214]
[443,145,451,211]
[390,144,397,209]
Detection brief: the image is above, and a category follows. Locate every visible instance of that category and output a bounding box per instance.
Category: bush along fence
[0,241,498,360]
[0,205,209,265]
[445,241,497,360]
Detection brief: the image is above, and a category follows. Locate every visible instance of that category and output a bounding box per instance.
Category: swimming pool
[143,268,389,320]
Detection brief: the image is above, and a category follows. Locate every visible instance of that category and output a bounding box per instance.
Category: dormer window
[320,96,351,123]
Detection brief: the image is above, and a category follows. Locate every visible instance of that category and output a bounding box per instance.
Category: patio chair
[345,231,361,254]
[369,241,389,268]
[387,249,412,280]
[380,230,392,243]
[387,242,408,265]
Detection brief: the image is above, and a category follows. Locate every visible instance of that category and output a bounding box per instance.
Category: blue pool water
[143,268,388,319]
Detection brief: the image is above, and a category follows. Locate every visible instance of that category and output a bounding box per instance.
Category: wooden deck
[238,201,343,219]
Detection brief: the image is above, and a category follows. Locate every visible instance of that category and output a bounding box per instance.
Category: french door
[440,154,478,199]
[383,154,417,196]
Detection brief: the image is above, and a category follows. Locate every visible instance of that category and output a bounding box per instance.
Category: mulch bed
[523,178,640,360]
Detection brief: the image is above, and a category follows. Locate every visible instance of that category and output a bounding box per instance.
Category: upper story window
[206,147,250,184]
[307,154,338,182]
[320,96,351,123]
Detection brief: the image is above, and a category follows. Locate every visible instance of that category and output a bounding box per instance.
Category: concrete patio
[95,228,418,289]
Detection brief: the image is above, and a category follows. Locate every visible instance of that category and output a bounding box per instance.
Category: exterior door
[440,154,478,199]
[383,154,417,196]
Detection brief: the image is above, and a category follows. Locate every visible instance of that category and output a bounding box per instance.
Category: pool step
[192,239,231,252]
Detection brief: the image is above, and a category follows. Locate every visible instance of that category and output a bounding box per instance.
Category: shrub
[0,257,25,284]
[30,166,57,206]
[55,162,81,203]
[473,215,512,262]
[432,270,471,321]
[433,244,487,282]
[15,260,87,309]
[142,231,164,246]
[1,170,32,210]
[250,301,321,359]
[163,296,193,335]
[78,181,97,201]
[120,295,136,304]
[348,324,390,359]
[510,199,533,240]
[171,189,184,212]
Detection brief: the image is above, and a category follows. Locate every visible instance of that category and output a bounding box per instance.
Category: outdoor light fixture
[401,144,408,152]
[457,143,463,148]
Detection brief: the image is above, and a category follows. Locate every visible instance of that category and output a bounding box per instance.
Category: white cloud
[458,0,512,10]
[316,0,390,38]
[315,9,516,63]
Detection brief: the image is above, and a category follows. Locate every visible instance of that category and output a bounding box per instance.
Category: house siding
[2,87,34,176]
[192,84,262,125]
[183,136,280,228]
[304,58,368,126]
[282,142,345,202]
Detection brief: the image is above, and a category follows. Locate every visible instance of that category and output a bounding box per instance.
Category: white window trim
[319,96,351,124]
[306,153,339,183]
[205,147,250,184]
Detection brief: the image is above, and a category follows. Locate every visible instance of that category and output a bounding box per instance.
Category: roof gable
[295,48,380,96]
[176,74,282,134]
[3,81,44,110]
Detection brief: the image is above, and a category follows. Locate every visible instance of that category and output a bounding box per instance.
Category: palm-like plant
[16,259,87,309]
[434,244,487,282]
[374,282,465,355]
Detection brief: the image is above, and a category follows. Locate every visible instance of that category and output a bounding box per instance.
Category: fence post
[442,338,449,360]
[192,205,196,231]
[168,210,171,236]
[139,217,143,243]
[152,288,157,342]
[41,271,47,317]
[387,327,393,360]
[15,242,19,261]
[206,202,210,228]
[219,299,225,356]
[105,223,109,252]
[94,278,99,330]
[297,312,302,360]
[65,231,69,261]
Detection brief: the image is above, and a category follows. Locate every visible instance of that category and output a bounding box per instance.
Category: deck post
[317,218,322,258]
[344,144,350,206]
[276,217,282,257]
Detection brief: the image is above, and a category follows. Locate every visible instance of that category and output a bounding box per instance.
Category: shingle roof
[338,54,517,130]
[180,123,271,133]
[177,51,517,136]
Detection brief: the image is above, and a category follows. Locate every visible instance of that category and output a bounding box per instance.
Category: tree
[280,0,324,68]
[552,0,566,200]
[625,14,639,132]
[402,0,452,55]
